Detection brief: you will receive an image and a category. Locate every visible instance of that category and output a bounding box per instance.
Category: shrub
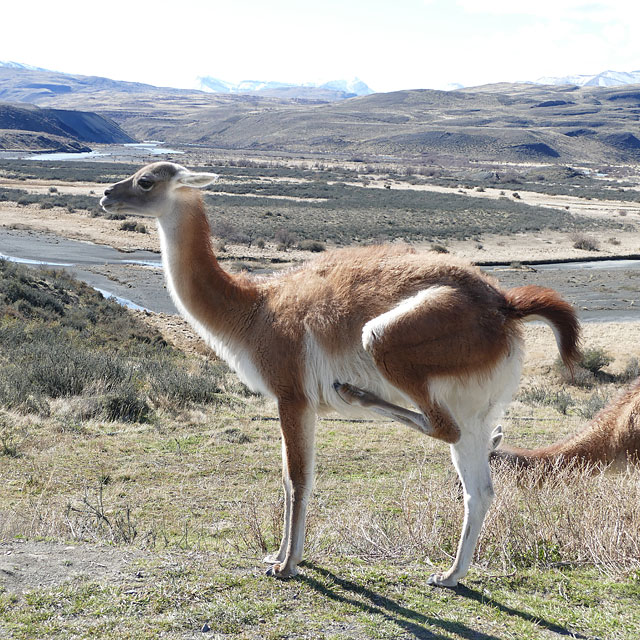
[518,385,574,414]
[120,221,147,233]
[620,357,640,382]
[580,347,613,375]
[148,361,224,408]
[430,244,449,254]
[98,386,151,422]
[576,391,609,419]
[297,239,326,252]
[274,228,296,249]
[572,233,600,251]
[555,347,612,387]
[211,220,240,241]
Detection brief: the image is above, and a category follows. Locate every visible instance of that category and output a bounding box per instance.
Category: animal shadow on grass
[300,562,590,640]
[455,584,591,640]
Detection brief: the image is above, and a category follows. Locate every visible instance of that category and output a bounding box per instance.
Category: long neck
[157,189,259,340]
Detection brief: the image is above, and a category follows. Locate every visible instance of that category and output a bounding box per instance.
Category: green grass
[0,263,639,639]
[0,260,232,420]
[1,556,637,639]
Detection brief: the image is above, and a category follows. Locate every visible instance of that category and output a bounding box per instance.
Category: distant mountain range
[534,69,640,88]
[196,76,373,100]
[0,61,373,102]
[0,61,47,72]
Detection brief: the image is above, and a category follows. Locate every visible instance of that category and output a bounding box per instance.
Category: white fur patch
[362,286,454,352]
[157,219,273,398]
[429,333,524,446]
[303,333,413,419]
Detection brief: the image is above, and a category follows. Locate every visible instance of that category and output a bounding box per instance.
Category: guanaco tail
[100,162,580,586]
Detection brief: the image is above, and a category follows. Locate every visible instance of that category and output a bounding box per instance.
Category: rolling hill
[2,65,640,163]
[0,102,135,152]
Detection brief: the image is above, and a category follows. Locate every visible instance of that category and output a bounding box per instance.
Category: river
[1,227,640,322]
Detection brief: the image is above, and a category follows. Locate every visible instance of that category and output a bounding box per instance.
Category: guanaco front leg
[263,438,292,565]
[265,401,316,579]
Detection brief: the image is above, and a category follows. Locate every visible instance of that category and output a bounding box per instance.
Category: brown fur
[493,380,640,471]
[100,162,582,584]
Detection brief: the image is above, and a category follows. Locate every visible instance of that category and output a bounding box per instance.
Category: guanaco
[100,162,580,586]
[492,380,640,471]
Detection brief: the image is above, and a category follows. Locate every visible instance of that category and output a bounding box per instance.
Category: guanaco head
[100,162,219,217]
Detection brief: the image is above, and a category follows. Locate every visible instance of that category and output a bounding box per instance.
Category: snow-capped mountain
[319,78,373,95]
[535,70,640,87]
[196,76,374,99]
[0,60,47,71]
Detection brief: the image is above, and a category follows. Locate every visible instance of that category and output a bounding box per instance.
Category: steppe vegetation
[2,71,640,636]
[1,158,634,249]
[0,258,639,638]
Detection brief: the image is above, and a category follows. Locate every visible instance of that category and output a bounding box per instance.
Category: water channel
[1,226,640,322]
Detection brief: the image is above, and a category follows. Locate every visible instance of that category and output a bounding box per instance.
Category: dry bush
[484,464,640,576]
[269,464,638,578]
[572,233,600,251]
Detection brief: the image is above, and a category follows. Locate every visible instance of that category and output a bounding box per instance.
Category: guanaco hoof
[265,564,298,579]
[426,573,458,589]
[333,381,376,406]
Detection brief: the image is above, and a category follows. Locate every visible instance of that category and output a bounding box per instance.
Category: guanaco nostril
[104,187,113,196]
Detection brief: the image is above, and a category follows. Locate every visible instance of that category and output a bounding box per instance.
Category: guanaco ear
[175,170,220,188]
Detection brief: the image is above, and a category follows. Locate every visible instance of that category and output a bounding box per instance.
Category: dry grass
[230,450,640,579]
[5,404,637,581]
[1,265,639,638]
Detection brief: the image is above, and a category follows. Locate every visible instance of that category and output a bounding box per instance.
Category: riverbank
[2,213,640,321]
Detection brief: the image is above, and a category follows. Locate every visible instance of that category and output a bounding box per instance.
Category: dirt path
[0,540,146,595]
[0,178,106,196]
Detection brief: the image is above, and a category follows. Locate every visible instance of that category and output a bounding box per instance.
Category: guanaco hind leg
[334,381,434,435]
[334,381,461,444]
[427,429,495,587]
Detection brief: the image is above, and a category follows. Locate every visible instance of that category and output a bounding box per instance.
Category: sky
[1,0,639,92]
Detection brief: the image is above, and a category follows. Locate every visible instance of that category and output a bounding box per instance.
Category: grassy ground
[0,261,639,638]
[2,554,638,639]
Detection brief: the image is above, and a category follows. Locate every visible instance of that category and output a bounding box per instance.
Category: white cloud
[1,0,639,93]
[456,0,638,18]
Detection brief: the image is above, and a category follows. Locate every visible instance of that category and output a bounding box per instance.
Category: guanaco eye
[138,177,154,191]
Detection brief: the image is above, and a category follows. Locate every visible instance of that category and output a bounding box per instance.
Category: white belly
[303,334,412,419]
